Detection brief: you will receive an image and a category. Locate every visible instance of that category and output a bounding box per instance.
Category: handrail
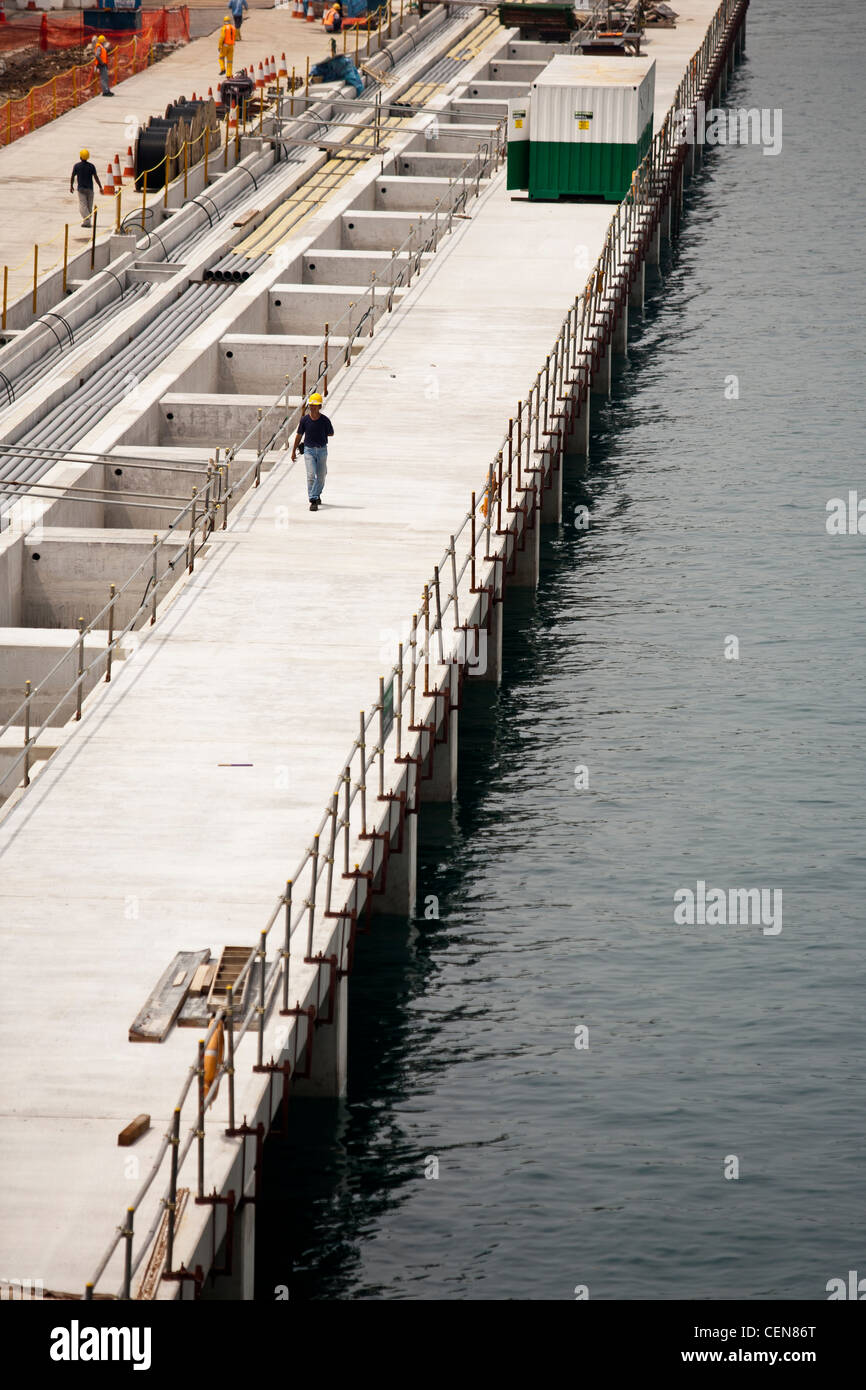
[75,0,746,1298]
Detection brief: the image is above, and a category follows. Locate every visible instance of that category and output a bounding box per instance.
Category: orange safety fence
[0,34,153,149]
[0,7,190,55]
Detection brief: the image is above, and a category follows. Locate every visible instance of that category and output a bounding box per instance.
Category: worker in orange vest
[323,2,343,32]
[92,34,114,97]
[218,15,237,78]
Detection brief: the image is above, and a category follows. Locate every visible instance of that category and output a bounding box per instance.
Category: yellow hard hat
[97,35,106,43]
[80,148,89,160]
[308,393,323,405]
[224,13,232,19]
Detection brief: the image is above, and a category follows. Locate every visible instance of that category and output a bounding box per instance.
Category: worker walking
[70,148,103,228]
[92,35,114,97]
[218,14,237,77]
[228,0,248,39]
[291,393,334,512]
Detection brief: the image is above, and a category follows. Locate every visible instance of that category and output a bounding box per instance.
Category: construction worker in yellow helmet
[70,148,103,229]
[92,33,114,97]
[218,14,237,79]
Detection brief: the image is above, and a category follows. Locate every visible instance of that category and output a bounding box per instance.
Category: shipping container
[509,54,655,202]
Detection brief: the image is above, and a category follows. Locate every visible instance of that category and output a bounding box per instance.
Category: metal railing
[75,0,746,1298]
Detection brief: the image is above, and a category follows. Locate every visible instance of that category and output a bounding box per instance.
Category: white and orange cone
[102,163,115,196]
[123,145,135,180]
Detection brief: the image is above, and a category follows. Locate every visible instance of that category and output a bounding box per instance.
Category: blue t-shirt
[298,413,334,449]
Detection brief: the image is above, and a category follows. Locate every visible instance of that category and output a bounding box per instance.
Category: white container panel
[531,55,655,145]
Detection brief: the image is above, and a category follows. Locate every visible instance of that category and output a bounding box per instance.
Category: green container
[528,118,652,201]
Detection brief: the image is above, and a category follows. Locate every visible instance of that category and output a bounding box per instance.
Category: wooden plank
[128,950,210,1043]
[177,957,263,1030]
[117,1114,151,1147]
[188,961,216,995]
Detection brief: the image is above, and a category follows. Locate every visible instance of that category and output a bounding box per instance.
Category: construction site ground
[0,5,338,304]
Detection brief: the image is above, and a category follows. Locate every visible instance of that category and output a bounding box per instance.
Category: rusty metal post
[378,676,386,799]
[281,883,292,1013]
[356,708,370,838]
[165,1107,180,1273]
[326,794,338,912]
[323,322,329,396]
[196,1039,205,1199]
[75,617,85,721]
[23,680,32,788]
[256,929,267,1069]
[306,835,319,958]
[105,583,116,681]
[226,984,236,1132]
[396,642,404,758]
[150,533,159,623]
[342,765,350,875]
[122,1208,134,1300]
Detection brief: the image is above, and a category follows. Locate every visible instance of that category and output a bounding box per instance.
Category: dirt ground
[0,38,181,103]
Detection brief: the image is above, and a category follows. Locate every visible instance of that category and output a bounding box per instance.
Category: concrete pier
[0,0,746,1299]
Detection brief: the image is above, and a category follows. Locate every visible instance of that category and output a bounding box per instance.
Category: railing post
[165,1107,180,1273]
[151,533,159,624]
[358,712,367,836]
[449,535,460,631]
[323,323,329,396]
[281,882,292,1013]
[122,1208,134,1300]
[342,765,351,875]
[306,835,319,959]
[326,795,338,912]
[23,680,32,788]
[226,984,235,1133]
[105,583,116,681]
[188,492,197,573]
[433,565,444,665]
[256,929,267,1069]
[396,642,403,758]
[378,676,386,799]
[196,1039,205,1200]
[75,617,85,721]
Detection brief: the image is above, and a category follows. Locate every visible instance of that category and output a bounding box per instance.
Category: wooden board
[128,950,210,1043]
[117,1114,151,1147]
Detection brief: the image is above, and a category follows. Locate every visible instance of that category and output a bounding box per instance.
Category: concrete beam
[612,303,628,355]
[488,59,547,83]
[539,451,563,525]
[291,974,348,1099]
[647,219,662,265]
[159,393,300,448]
[268,284,397,336]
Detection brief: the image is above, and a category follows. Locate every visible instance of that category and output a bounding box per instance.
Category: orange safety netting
[0,34,154,148]
[0,7,190,55]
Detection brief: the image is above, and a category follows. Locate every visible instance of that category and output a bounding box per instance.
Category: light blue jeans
[304,446,327,500]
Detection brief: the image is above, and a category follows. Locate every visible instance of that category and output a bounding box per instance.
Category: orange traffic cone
[278,52,288,80]
[255,61,265,90]
[207,86,214,99]
[305,3,316,22]
[113,152,123,187]
[228,97,238,134]
[123,145,135,180]
[269,55,277,82]
[293,0,302,16]
[102,163,115,197]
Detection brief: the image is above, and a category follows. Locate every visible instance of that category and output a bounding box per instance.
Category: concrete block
[375,176,459,213]
[22,529,187,631]
[219,335,359,393]
[0,627,126,725]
